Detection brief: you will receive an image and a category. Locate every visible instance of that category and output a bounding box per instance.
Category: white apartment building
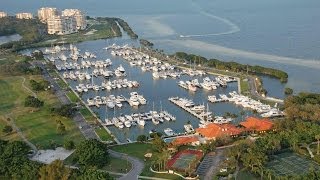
[0,11,8,18]
[38,7,58,23]
[16,13,33,19]
[47,16,77,35]
[62,9,87,30]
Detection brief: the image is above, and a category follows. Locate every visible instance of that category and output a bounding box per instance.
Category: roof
[172,136,199,146]
[196,123,242,139]
[240,117,273,131]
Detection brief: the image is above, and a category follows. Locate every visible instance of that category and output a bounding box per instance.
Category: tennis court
[266,152,320,176]
[167,149,203,172]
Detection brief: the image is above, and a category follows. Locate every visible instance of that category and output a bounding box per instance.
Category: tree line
[0,17,51,50]
[227,118,320,178]
[284,92,320,122]
[173,52,288,83]
[0,139,113,179]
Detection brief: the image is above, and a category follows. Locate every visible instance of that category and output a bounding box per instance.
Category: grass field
[240,78,250,94]
[66,91,79,103]
[80,108,96,123]
[103,156,132,173]
[0,75,83,148]
[95,127,113,141]
[110,143,183,179]
[266,152,320,176]
[64,152,131,174]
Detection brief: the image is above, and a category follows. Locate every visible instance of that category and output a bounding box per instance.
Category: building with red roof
[240,117,274,133]
[195,123,242,140]
[171,136,200,146]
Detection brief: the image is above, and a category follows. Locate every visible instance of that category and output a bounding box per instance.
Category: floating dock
[168,97,211,121]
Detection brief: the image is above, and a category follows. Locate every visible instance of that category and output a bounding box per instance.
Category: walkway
[33,61,98,140]
[108,149,145,180]
[5,113,38,155]
[21,76,37,98]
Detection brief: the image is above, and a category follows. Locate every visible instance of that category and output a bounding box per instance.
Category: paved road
[203,149,225,180]
[33,61,98,140]
[108,150,145,180]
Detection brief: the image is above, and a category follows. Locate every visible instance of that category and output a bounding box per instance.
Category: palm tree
[315,134,320,155]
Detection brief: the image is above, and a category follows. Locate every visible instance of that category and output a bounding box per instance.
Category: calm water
[3,0,320,95]
[49,40,253,142]
[0,34,21,45]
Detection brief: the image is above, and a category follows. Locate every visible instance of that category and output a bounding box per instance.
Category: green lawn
[0,75,84,148]
[240,78,250,94]
[80,108,96,123]
[103,156,132,173]
[110,143,183,179]
[110,143,153,160]
[66,91,79,103]
[56,78,68,89]
[64,152,131,174]
[95,127,113,141]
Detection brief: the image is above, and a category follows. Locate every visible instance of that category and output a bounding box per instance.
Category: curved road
[108,150,144,180]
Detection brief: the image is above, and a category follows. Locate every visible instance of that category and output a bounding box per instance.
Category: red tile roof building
[240,117,274,132]
[172,136,200,146]
[196,123,242,140]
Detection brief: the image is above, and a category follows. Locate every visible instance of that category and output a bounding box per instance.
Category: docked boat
[124,121,131,128]
[152,117,159,125]
[152,72,160,79]
[191,105,206,113]
[184,124,195,133]
[188,83,197,92]
[164,128,175,136]
[137,118,145,126]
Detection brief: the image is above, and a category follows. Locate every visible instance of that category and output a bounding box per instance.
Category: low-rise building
[0,11,8,18]
[47,16,77,35]
[62,9,87,30]
[196,123,242,141]
[16,13,33,19]
[38,7,58,23]
[240,117,274,133]
[172,136,200,146]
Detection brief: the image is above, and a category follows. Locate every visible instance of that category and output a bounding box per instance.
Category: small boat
[152,117,159,125]
[184,124,194,133]
[137,119,145,126]
[164,128,175,136]
[124,121,131,128]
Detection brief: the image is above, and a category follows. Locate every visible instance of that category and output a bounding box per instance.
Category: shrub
[24,96,44,108]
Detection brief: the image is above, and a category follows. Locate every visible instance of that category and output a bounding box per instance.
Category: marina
[207,91,284,118]
[39,40,256,143]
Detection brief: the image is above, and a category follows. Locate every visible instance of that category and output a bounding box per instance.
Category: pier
[168,97,210,121]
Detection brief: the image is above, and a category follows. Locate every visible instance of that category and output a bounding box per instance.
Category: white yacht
[152,72,160,79]
[137,118,146,126]
[184,124,195,133]
[138,96,147,105]
[188,83,197,92]
[124,121,131,128]
[164,128,175,136]
[191,105,206,113]
[152,117,159,125]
